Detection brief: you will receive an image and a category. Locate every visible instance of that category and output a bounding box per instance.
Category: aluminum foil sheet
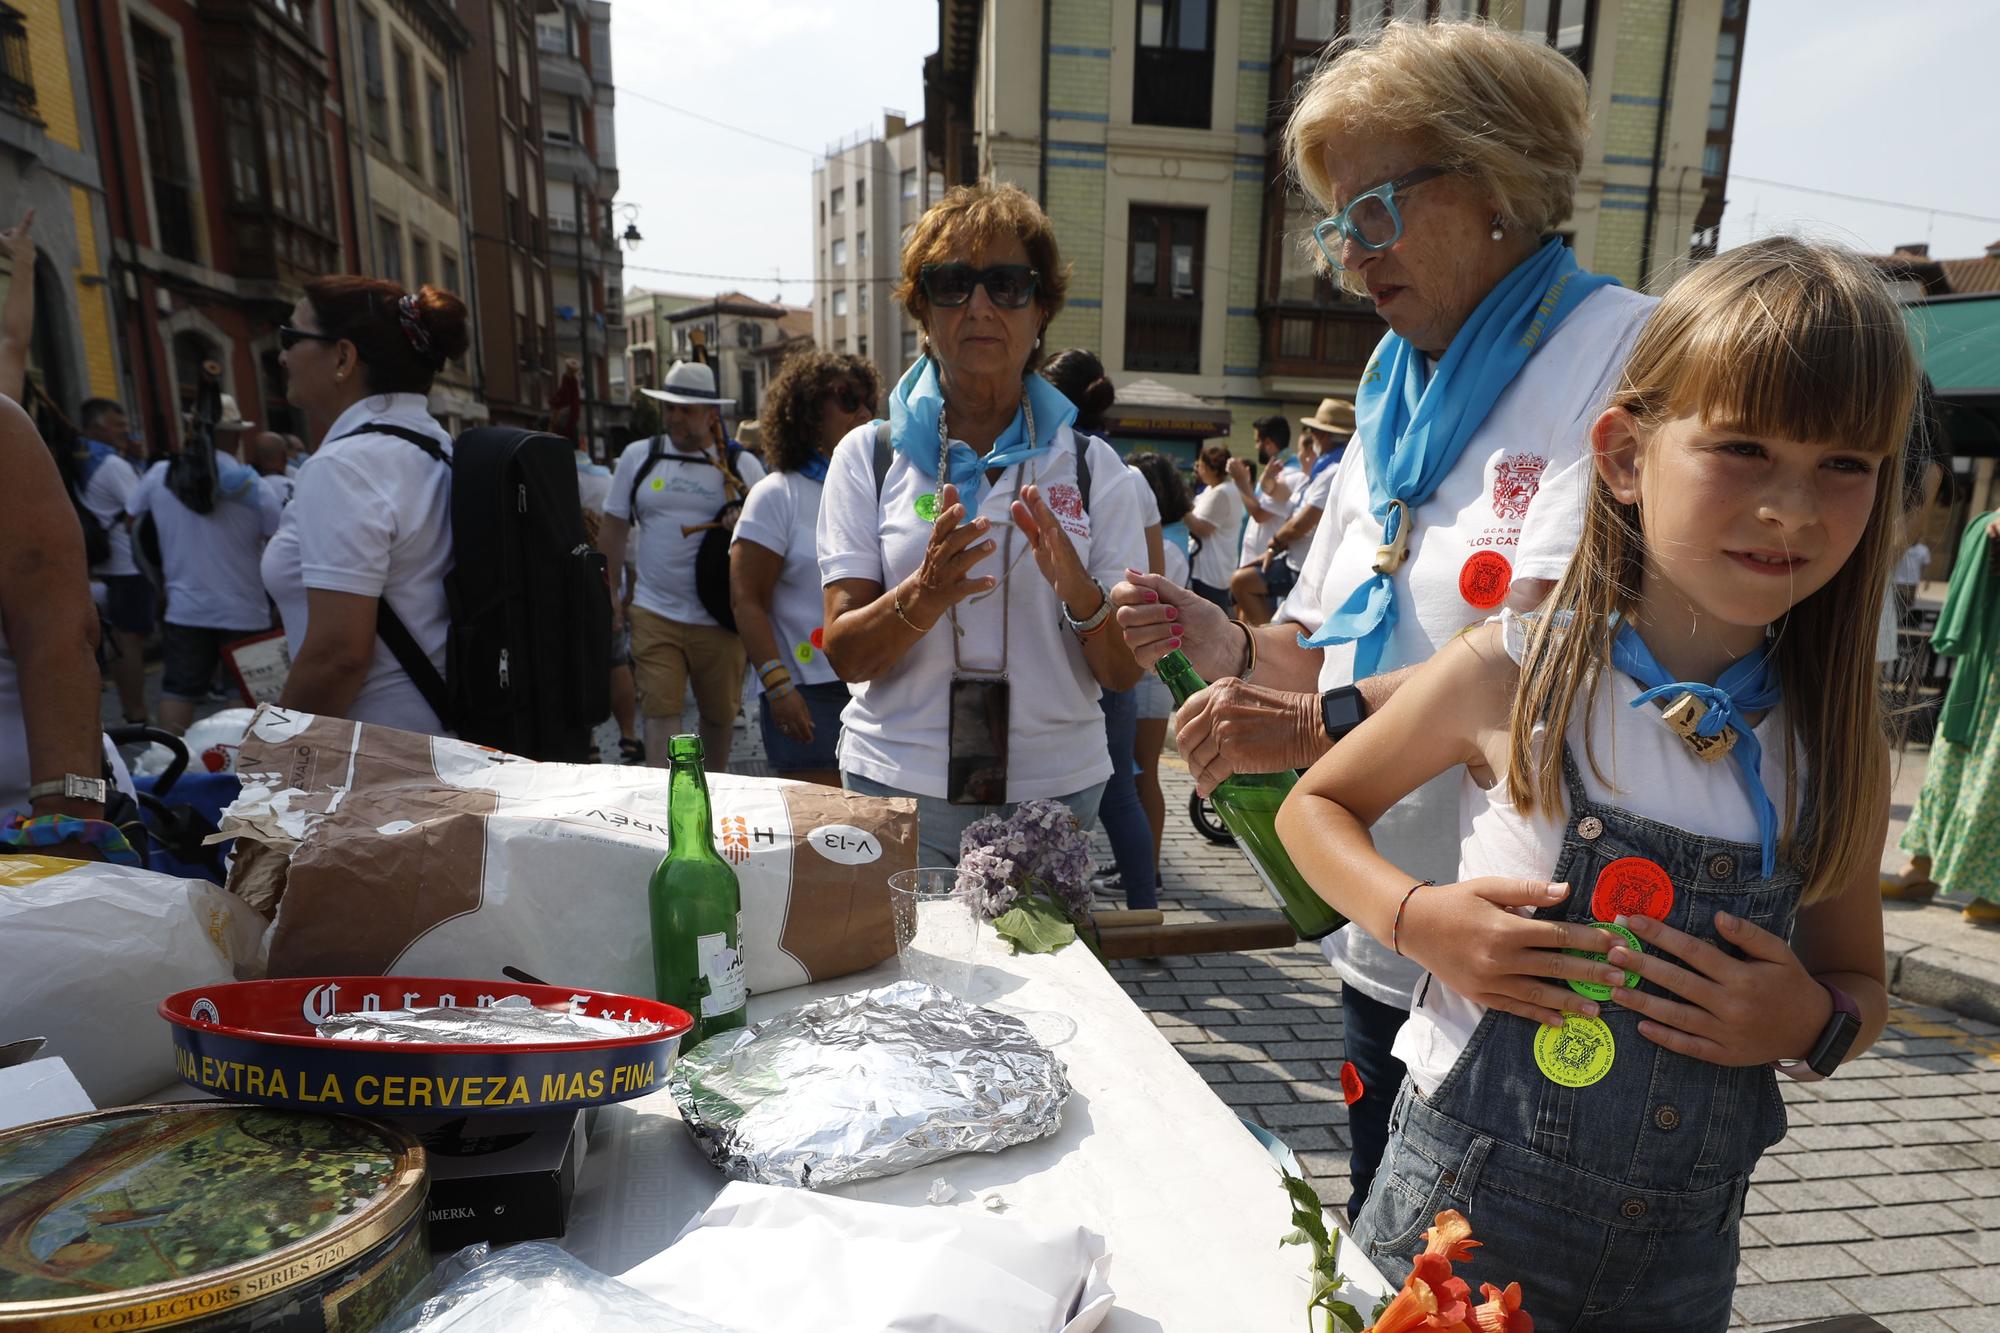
[319,1000,664,1045]
[669,980,1071,1189]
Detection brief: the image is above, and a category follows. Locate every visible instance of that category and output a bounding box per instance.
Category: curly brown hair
[756,350,882,474]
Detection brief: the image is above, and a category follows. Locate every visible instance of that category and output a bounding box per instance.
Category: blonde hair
[1510,237,1922,907]
[1285,20,1589,293]
[895,182,1069,337]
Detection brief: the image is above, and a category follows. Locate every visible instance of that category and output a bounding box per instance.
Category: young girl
[1274,237,1917,1331]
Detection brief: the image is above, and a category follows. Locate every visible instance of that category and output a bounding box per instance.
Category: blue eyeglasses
[1311,165,1451,270]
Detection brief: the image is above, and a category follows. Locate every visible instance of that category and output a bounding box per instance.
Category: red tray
[160,976,693,1116]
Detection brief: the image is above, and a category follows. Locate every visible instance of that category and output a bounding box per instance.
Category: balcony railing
[1258,304,1383,381]
[1125,303,1202,375]
[0,3,37,121]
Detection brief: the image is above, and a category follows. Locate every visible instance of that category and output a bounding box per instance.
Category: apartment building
[812,112,942,384]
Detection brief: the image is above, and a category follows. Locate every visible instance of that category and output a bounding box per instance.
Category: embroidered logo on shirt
[1490,453,1547,521]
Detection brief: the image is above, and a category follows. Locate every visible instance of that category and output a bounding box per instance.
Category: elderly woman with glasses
[730,351,881,787]
[818,182,1146,866]
[1112,20,1658,1225]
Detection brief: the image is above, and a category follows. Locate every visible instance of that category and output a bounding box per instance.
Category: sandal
[1880,870,1940,903]
[1964,899,2000,927]
[618,737,646,765]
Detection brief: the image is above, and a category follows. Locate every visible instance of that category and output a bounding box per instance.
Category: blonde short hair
[895,182,1069,333]
[1285,20,1589,238]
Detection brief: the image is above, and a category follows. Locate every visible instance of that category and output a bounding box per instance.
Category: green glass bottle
[1155,650,1347,942]
[648,734,748,1044]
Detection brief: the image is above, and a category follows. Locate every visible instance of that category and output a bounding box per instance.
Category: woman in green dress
[1887,509,2000,924]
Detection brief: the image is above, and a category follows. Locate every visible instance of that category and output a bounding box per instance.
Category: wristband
[761,670,793,695]
[755,659,785,681]
[0,814,141,867]
[893,588,926,633]
[1390,880,1434,957]
[1234,618,1258,682]
[766,680,797,703]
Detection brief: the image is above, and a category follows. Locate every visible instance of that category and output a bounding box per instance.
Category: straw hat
[1299,397,1355,435]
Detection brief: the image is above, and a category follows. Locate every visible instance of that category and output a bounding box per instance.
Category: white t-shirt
[1395,610,1800,1096]
[1895,543,1929,587]
[1277,283,1657,1007]
[1239,462,1303,566]
[575,455,612,517]
[261,394,454,735]
[606,436,766,626]
[129,458,282,630]
[1189,482,1244,589]
[1280,463,1339,577]
[80,448,140,578]
[1125,463,1162,529]
[817,423,1147,801]
[733,468,836,687]
[259,473,295,509]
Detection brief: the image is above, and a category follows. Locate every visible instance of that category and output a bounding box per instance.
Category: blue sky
[612,0,1999,308]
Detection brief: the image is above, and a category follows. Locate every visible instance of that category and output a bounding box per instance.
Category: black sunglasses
[278,325,340,352]
[919,263,1040,310]
[826,382,875,415]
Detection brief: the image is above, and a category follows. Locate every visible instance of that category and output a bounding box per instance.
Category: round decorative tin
[0,1103,426,1331]
[160,976,692,1116]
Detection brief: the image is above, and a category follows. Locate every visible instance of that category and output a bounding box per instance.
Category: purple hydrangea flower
[954,846,1021,919]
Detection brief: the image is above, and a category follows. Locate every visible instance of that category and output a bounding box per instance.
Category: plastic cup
[888,867,978,995]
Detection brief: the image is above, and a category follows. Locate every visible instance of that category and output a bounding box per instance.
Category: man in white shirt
[129,405,283,734]
[76,399,152,723]
[599,360,766,770]
[249,431,295,508]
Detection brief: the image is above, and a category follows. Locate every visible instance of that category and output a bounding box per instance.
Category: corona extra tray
[160,976,692,1117]
[0,1103,426,1332]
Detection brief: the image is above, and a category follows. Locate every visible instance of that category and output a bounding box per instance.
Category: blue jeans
[1339,982,1409,1223]
[1096,686,1158,909]
[841,771,1107,869]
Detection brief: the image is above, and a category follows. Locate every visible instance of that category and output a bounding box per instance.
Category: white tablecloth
[558,935,1391,1330]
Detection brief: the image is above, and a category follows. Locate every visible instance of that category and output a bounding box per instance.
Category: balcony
[1258,304,1383,382]
[0,3,38,122]
[539,47,587,99]
[1125,302,1202,375]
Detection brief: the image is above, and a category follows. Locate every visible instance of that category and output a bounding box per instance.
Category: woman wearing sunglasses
[1112,19,1658,1223]
[264,276,468,735]
[730,352,881,786]
[817,182,1147,866]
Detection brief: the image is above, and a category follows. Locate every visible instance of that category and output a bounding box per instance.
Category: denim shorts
[758,679,849,773]
[161,621,269,701]
[103,574,156,635]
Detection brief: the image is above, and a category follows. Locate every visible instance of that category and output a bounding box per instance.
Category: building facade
[664,292,812,423]
[623,286,708,396]
[0,0,125,421]
[539,0,627,456]
[331,0,481,429]
[812,112,941,384]
[76,0,358,446]
[926,0,1746,442]
[459,0,555,429]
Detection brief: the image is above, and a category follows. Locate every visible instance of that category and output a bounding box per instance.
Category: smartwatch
[26,773,109,806]
[1774,980,1861,1082]
[1320,684,1367,745]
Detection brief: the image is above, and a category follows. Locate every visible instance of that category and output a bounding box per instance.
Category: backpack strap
[332,421,453,728]
[625,435,667,521]
[872,420,892,502]
[1074,428,1092,514]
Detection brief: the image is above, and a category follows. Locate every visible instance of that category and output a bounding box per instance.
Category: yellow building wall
[19,0,80,150]
[69,186,118,399]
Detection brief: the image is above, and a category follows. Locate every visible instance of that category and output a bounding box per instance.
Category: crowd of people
[0,17,1988,1327]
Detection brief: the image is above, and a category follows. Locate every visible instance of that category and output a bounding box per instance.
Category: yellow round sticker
[1534,1013,1616,1088]
[793,641,814,664]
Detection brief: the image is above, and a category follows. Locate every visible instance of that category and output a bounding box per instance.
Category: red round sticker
[809,626,825,650]
[1590,856,1675,922]
[1458,551,1512,610]
[1339,1060,1365,1107]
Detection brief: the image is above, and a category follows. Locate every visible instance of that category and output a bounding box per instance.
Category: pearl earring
[1490,216,1506,242]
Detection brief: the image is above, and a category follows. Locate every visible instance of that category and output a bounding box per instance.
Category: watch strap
[1776,980,1861,1082]
[26,773,109,805]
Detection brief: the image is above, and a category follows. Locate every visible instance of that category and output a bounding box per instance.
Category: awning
[1100,377,1233,440]
[1908,294,2000,404]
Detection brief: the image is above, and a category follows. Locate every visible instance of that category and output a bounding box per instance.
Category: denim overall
[1351,744,1807,1332]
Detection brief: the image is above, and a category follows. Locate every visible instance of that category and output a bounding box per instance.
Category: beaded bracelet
[0,813,141,867]
[1390,880,1435,957]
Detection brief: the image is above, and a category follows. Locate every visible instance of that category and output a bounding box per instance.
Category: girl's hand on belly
[1605,912,1829,1067]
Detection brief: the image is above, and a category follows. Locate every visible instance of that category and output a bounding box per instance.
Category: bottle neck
[667,759,717,855]
[1155,649,1206,709]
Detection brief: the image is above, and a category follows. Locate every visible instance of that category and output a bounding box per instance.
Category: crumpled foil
[669,981,1070,1189]
[319,1000,664,1045]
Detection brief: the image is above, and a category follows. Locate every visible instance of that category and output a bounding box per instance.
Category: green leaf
[1324,1299,1363,1332]
[1369,1293,1392,1324]
[991,898,1077,954]
[1279,1227,1313,1249]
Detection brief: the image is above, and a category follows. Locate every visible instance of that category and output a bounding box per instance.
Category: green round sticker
[1534,1013,1616,1088]
[793,641,814,664]
[1565,921,1643,1002]
[650,476,666,491]
[914,492,939,522]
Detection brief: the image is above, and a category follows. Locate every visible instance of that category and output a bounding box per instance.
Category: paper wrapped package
[220,707,915,997]
[0,855,265,1105]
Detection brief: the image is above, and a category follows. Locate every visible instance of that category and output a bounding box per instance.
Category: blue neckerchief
[886,355,1077,511]
[796,454,830,484]
[1611,622,1782,879]
[77,439,120,489]
[1309,448,1340,479]
[1162,519,1191,557]
[1300,239,1615,676]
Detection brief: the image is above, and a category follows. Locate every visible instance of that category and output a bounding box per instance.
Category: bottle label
[696,923,747,1019]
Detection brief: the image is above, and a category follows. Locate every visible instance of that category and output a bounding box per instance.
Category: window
[377,215,403,283]
[831,187,844,215]
[262,0,312,24]
[0,4,38,118]
[858,231,867,260]
[1520,0,1594,75]
[131,21,198,261]
[739,368,757,415]
[855,177,864,208]
[394,43,420,170]
[442,250,461,295]
[1125,205,1204,374]
[359,7,389,145]
[833,289,848,317]
[1134,0,1214,129]
[411,234,431,285]
[902,329,919,362]
[859,285,868,314]
[1282,4,1490,111]
[832,237,847,266]
[901,169,917,198]
[858,335,868,359]
[1708,30,1738,132]
[223,95,263,204]
[428,74,451,196]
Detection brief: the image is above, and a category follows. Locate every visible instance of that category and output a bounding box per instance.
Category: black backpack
[624,435,748,631]
[335,423,612,763]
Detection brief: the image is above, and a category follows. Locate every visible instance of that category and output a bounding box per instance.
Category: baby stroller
[103,724,237,884]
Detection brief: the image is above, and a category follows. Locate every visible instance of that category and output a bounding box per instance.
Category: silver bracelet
[1061,579,1112,636]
